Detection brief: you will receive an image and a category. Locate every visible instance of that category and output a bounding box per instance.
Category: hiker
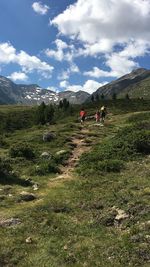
[95,109,101,122]
[100,105,107,123]
[80,108,87,124]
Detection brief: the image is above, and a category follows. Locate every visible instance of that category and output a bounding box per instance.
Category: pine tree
[95,94,99,102]
[91,95,94,102]
[59,100,63,109]
[125,93,130,100]
[101,93,105,100]
[44,104,55,123]
[112,93,117,100]
[63,98,70,110]
[36,102,46,125]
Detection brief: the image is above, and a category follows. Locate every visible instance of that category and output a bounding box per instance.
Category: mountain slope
[88,68,150,100]
[0,76,90,105]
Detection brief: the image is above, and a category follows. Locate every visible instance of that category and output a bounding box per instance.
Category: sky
[0,0,150,94]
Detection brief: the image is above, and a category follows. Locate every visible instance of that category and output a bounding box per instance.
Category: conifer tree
[95,94,99,102]
[101,93,105,100]
[91,95,94,102]
[36,102,46,125]
[112,92,117,100]
[44,104,54,123]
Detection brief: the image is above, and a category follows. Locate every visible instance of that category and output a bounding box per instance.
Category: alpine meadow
[0,0,150,267]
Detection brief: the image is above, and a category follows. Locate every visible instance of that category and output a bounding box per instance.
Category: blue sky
[0,0,150,93]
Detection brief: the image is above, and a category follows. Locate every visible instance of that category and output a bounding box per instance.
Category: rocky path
[48,127,91,186]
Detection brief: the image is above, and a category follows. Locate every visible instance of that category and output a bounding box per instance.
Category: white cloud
[51,0,150,77]
[57,62,80,80]
[84,67,114,78]
[52,0,150,46]
[17,50,53,75]
[60,79,107,94]
[69,63,79,73]
[47,86,58,92]
[82,80,108,94]
[0,42,16,64]
[0,42,53,77]
[7,72,28,82]
[32,2,49,15]
[105,53,139,77]
[60,80,69,88]
[58,70,70,80]
[84,38,150,78]
[45,38,74,62]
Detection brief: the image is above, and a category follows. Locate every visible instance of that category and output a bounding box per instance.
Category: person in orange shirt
[80,108,87,124]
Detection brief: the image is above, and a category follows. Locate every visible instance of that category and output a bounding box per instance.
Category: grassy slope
[118,76,150,99]
[0,102,150,267]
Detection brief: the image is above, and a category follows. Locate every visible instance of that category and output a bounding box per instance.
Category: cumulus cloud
[84,39,150,78]
[45,39,75,62]
[105,52,139,77]
[52,0,150,45]
[57,70,70,80]
[57,62,80,80]
[0,42,53,77]
[7,72,28,82]
[60,79,107,94]
[84,67,114,78]
[32,2,49,15]
[51,0,150,76]
[0,42,16,64]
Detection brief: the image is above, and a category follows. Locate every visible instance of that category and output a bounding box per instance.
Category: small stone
[115,208,129,221]
[56,150,67,156]
[26,237,32,244]
[33,184,39,191]
[41,152,51,159]
[64,245,68,250]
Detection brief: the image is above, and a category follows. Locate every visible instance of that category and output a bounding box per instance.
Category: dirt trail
[48,127,91,186]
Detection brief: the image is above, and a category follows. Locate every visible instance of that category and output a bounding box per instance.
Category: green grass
[0,101,150,266]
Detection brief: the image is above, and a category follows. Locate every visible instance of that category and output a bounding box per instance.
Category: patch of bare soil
[48,127,91,187]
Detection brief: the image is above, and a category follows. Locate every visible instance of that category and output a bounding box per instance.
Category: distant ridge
[87,68,150,101]
[0,76,90,105]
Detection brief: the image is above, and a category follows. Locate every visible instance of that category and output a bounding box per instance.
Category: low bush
[0,135,7,148]
[97,159,124,172]
[35,161,60,176]
[127,112,150,124]
[77,123,150,176]
[9,142,35,159]
[54,151,71,165]
[0,158,11,177]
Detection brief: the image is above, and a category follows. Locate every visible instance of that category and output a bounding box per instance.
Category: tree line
[91,93,130,102]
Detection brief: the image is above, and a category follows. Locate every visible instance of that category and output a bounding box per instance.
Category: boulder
[43,132,56,142]
[18,191,36,202]
[0,218,21,227]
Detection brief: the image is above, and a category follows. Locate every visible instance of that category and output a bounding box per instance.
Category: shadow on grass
[0,174,32,187]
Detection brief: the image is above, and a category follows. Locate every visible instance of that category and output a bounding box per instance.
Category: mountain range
[0,68,150,105]
[89,68,150,101]
[0,76,90,105]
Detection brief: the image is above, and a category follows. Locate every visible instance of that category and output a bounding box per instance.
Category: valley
[0,100,150,266]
